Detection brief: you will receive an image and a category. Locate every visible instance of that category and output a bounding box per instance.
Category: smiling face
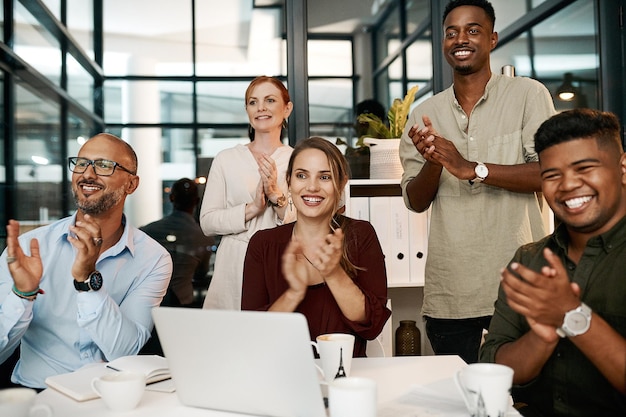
[288,148,340,222]
[540,137,626,237]
[245,81,293,137]
[443,5,497,75]
[71,134,139,216]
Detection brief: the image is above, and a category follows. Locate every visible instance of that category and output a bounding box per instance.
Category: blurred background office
[1,0,624,243]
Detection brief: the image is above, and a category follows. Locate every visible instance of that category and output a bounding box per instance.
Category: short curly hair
[443,0,496,29]
[534,108,623,156]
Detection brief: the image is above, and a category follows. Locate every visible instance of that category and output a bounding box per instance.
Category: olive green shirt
[481,216,626,416]
[400,74,555,318]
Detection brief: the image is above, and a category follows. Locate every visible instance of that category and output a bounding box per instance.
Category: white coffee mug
[0,387,52,417]
[311,333,355,383]
[454,363,514,417]
[328,377,377,417]
[91,371,146,412]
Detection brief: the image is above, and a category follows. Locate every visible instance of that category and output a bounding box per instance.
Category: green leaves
[356,85,419,142]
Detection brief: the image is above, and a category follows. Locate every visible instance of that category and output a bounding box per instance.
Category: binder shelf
[344,179,429,288]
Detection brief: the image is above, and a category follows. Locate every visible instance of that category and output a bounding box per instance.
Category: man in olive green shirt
[399,0,555,363]
[481,109,626,416]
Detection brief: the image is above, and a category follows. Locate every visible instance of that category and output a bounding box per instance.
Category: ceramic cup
[454,363,514,417]
[91,371,146,412]
[0,387,52,417]
[310,333,355,383]
[328,377,377,417]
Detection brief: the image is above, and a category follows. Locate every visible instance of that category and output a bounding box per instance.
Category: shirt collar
[552,214,626,255]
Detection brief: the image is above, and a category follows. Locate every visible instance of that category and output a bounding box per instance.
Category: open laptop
[152,307,327,417]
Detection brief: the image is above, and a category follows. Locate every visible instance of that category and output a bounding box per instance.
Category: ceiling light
[557,72,577,101]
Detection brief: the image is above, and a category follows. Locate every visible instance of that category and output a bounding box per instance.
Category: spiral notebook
[152,307,326,417]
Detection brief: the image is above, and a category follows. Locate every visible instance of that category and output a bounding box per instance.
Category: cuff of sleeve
[4,291,34,320]
[76,290,107,321]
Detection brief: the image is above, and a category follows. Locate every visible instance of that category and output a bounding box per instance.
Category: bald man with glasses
[0,133,172,389]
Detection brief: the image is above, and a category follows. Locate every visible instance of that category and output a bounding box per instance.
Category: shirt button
[461,114,466,119]
[469,136,474,141]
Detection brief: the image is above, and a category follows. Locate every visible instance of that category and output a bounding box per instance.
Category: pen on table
[106,364,121,372]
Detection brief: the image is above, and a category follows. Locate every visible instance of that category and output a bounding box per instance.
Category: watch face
[566,311,588,332]
[89,271,103,291]
[476,164,489,178]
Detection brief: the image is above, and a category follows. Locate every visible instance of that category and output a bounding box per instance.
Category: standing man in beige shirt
[399,0,555,363]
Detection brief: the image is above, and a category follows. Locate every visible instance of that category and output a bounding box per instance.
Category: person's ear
[284,101,294,119]
[126,175,140,195]
[620,153,626,185]
[490,31,498,51]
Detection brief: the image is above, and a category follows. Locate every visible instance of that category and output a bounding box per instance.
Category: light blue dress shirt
[0,214,172,388]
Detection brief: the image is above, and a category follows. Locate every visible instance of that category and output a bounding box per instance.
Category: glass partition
[14,2,62,87]
[104,0,192,76]
[197,81,257,124]
[67,53,94,112]
[15,85,63,223]
[67,0,94,58]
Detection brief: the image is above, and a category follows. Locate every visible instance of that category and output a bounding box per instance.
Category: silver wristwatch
[469,162,489,184]
[556,303,592,338]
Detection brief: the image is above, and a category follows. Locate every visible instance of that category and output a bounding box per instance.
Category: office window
[41,0,61,20]
[103,1,193,76]
[405,0,430,35]
[407,40,432,85]
[375,6,401,68]
[67,0,94,59]
[15,85,63,222]
[67,53,94,112]
[161,128,195,165]
[308,40,352,77]
[104,80,193,124]
[309,79,352,124]
[491,0,598,112]
[14,2,62,87]
[197,81,257,124]
[195,4,285,76]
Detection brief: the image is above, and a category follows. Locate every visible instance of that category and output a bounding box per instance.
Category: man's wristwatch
[469,162,489,185]
[556,303,592,338]
[269,194,287,208]
[74,271,103,292]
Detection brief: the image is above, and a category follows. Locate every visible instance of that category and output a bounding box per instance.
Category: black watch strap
[73,271,103,292]
[74,279,89,291]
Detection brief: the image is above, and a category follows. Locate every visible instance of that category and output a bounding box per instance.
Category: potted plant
[356,85,419,144]
[354,85,419,179]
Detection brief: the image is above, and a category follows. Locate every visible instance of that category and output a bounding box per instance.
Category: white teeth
[303,197,322,203]
[82,185,101,191]
[565,196,591,209]
[454,50,470,57]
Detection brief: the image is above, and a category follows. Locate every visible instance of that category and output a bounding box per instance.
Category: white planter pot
[363,137,403,179]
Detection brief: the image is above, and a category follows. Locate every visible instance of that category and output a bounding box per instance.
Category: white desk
[36,355,467,417]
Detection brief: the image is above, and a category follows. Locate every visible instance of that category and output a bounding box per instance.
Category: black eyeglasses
[68,157,136,176]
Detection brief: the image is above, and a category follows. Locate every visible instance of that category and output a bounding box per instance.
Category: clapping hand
[67,214,104,281]
[5,219,43,293]
[256,153,282,202]
[307,228,344,281]
[409,115,473,179]
[501,248,581,343]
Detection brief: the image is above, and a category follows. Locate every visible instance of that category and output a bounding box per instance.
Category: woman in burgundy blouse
[242,137,391,357]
